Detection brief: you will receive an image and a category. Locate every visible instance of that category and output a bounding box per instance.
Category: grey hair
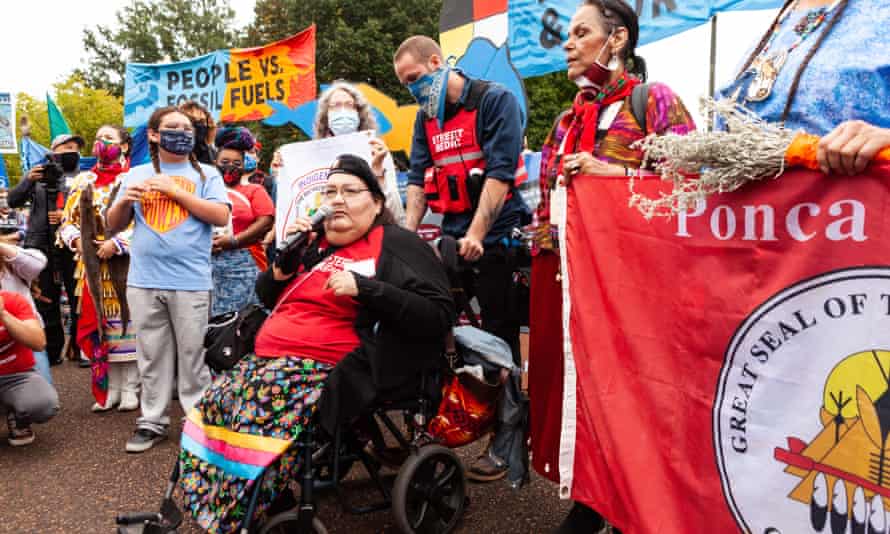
[313,81,378,139]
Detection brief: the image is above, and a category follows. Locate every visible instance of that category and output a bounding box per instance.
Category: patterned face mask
[158,130,195,156]
[92,139,122,164]
[407,63,450,128]
[218,164,243,185]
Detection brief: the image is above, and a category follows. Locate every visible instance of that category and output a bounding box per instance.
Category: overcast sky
[0,1,775,128]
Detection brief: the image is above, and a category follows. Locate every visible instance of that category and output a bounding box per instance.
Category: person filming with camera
[9,134,84,367]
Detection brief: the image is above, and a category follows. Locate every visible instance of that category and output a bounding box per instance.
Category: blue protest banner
[124,50,230,128]
[19,136,49,173]
[507,0,782,78]
[0,156,8,188]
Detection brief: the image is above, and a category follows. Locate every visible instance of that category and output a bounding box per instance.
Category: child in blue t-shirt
[107,106,230,453]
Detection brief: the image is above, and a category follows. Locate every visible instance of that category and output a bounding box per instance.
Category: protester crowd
[2,0,889,532]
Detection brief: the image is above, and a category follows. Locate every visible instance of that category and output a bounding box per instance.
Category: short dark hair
[394,35,442,64]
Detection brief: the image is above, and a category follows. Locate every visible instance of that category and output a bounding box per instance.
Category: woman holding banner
[210,127,275,317]
[313,81,406,225]
[528,0,695,531]
[717,0,890,174]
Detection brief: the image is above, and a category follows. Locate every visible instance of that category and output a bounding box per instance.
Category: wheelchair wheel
[392,444,467,534]
[258,511,328,534]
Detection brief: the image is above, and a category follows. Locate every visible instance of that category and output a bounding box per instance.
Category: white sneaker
[91,390,121,413]
[118,391,139,412]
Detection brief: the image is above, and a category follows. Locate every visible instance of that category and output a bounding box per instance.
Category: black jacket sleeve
[9,178,35,208]
[354,226,454,341]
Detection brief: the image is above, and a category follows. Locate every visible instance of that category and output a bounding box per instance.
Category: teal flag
[46,94,71,140]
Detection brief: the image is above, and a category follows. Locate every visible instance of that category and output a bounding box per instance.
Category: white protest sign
[275,130,373,244]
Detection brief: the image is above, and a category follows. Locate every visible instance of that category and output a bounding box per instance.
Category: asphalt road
[1,362,570,534]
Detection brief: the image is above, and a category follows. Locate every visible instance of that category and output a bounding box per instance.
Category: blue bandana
[408,64,450,129]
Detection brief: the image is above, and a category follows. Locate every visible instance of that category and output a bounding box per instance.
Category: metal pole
[708,14,718,131]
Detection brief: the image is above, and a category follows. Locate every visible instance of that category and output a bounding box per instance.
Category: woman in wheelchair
[178,154,454,533]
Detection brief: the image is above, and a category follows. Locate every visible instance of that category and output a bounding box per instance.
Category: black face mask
[56,152,81,173]
[194,124,209,146]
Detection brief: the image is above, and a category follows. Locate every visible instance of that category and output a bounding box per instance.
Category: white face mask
[328,109,360,136]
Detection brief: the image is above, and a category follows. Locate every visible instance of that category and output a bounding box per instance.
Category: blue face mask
[328,109,360,136]
[407,64,450,128]
[158,130,195,156]
[243,154,258,172]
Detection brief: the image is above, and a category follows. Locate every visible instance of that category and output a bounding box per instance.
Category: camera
[40,152,80,194]
[40,157,63,194]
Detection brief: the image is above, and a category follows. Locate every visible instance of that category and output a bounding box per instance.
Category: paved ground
[1,362,570,534]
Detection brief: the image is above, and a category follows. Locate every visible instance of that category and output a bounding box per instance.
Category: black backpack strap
[631,83,650,134]
[464,79,492,111]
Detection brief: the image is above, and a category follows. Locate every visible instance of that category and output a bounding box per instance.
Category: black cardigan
[255,224,454,433]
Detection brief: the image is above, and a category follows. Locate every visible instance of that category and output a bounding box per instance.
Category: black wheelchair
[117,235,512,534]
[116,369,471,534]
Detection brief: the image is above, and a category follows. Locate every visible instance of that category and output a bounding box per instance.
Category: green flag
[46,93,71,140]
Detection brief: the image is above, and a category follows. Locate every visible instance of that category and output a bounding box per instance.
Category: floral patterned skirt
[179,355,330,534]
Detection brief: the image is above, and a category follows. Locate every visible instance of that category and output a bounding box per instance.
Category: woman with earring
[528,1,696,532]
[717,0,890,175]
[58,125,139,412]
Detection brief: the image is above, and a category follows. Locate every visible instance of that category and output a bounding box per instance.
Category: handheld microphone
[276,204,333,254]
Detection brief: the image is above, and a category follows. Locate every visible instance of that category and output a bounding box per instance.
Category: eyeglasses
[323,186,369,200]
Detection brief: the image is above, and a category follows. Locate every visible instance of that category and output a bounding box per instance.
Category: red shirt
[254,227,384,366]
[0,291,37,375]
[227,183,274,235]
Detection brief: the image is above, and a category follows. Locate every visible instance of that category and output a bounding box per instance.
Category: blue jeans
[32,350,53,386]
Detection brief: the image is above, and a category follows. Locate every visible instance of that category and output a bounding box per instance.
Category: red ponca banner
[554,165,890,533]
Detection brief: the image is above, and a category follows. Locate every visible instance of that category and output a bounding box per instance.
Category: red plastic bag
[428,371,502,447]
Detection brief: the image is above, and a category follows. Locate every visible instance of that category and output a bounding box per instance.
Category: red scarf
[91,159,129,188]
[560,73,640,171]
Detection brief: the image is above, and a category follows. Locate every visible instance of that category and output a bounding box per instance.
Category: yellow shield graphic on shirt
[141,176,196,233]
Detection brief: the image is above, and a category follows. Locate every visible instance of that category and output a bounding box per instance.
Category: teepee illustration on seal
[775,349,890,534]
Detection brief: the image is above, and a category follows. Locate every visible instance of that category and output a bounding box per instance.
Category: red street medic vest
[423,82,526,214]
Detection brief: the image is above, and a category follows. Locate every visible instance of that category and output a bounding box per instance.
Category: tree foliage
[243,0,441,164]
[524,72,577,150]
[74,0,571,161]
[79,0,240,97]
[1,75,123,186]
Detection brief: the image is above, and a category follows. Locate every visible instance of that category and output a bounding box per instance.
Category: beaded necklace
[742,0,841,103]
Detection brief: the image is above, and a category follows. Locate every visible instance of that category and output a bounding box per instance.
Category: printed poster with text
[123,25,316,127]
[0,92,16,154]
[275,131,373,246]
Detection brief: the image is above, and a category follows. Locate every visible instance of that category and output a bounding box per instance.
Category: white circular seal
[714,267,890,534]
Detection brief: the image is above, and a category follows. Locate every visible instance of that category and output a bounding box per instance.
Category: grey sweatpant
[128,288,211,435]
[0,369,59,425]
